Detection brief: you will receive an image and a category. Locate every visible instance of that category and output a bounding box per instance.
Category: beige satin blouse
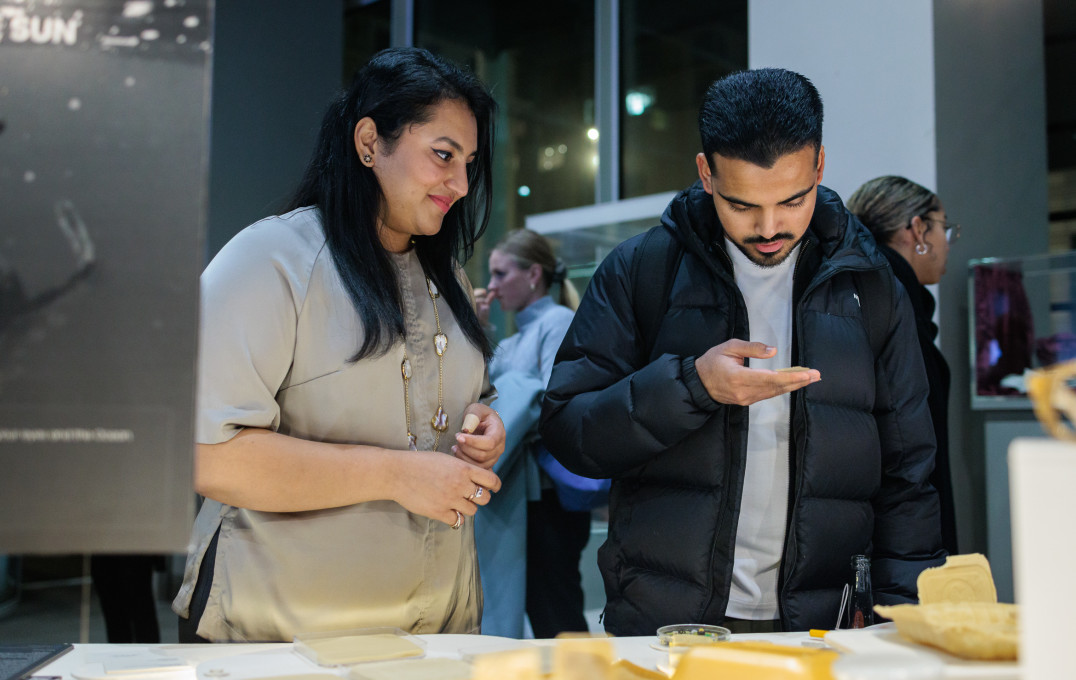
[171,207,489,641]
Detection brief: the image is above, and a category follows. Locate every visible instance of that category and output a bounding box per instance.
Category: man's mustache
[742,233,795,245]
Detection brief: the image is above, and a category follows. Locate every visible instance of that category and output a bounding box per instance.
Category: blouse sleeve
[196,218,316,444]
[456,262,496,406]
[536,306,574,386]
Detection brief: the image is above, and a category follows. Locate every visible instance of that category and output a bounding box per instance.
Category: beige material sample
[874,602,1019,661]
[348,658,471,680]
[670,641,838,679]
[300,634,423,665]
[471,647,542,680]
[462,413,480,433]
[917,553,998,604]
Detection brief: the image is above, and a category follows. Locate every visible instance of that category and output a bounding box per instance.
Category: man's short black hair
[698,67,823,171]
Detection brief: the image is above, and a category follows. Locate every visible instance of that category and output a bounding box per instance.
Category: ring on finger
[467,486,485,501]
[451,510,463,530]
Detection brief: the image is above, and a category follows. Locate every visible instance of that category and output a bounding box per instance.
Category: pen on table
[803,629,833,649]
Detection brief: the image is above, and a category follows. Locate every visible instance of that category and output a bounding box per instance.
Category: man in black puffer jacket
[539,68,945,635]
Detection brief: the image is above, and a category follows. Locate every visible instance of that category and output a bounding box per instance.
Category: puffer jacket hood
[658,180,887,282]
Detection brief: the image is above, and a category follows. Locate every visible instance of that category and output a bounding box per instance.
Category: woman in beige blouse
[172,47,506,642]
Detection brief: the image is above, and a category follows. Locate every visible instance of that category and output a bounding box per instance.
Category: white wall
[748,0,937,200]
[749,0,1050,600]
[933,0,1047,601]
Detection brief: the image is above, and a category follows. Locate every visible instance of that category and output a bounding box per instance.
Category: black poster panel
[0,0,211,553]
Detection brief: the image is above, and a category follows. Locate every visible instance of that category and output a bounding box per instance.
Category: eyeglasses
[920,215,961,243]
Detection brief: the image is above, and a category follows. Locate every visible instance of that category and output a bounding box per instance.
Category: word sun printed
[0,5,83,45]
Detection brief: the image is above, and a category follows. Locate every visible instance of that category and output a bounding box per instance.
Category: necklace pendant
[426,278,440,299]
[401,357,412,380]
[431,406,449,432]
[434,332,448,356]
[407,432,418,450]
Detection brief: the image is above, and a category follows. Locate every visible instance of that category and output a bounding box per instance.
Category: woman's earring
[530,283,536,292]
[363,153,372,164]
[915,243,929,255]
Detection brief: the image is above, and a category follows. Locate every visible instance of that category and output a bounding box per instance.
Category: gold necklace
[401,277,448,451]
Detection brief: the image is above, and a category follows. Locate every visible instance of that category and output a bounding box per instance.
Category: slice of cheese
[670,641,838,680]
[917,553,998,604]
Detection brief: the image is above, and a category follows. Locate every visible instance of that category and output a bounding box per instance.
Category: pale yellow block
[610,659,668,680]
[247,675,339,680]
[348,658,472,680]
[299,634,423,665]
[553,637,615,680]
[471,647,542,680]
[916,553,998,604]
[670,641,838,680]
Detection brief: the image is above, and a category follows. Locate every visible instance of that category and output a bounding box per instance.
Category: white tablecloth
[32,627,1019,680]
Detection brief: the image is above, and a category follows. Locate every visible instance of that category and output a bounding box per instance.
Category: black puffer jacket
[539,182,945,635]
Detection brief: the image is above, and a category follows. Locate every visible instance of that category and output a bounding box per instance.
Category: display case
[969,251,1076,409]
[525,192,676,288]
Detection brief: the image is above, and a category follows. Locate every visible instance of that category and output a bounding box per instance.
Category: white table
[30,627,1019,680]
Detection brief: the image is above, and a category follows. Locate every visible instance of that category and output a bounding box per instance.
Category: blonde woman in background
[473,229,591,637]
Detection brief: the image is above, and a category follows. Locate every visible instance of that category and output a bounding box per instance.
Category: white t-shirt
[724,238,799,620]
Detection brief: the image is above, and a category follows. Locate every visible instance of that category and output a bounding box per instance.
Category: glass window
[415,0,595,334]
[619,0,747,198]
[344,0,392,81]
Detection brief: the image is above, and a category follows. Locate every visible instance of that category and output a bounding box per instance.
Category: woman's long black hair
[287,47,495,362]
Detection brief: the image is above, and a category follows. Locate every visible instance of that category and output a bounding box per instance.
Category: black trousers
[525,489,592,638]
[90,554,163,643]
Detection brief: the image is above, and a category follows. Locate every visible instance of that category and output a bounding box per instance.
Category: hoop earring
[915,243,929,255]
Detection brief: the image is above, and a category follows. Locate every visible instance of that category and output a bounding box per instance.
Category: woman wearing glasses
[847,175,959,555]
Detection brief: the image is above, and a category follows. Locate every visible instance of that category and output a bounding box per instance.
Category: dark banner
[0,0,211,553]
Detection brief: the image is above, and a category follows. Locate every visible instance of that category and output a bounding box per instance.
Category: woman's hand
[452,402,505,470]
[389,450,501,528]
[473,287,496,328]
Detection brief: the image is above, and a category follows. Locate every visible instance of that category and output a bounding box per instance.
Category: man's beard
[732,232,802,267]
